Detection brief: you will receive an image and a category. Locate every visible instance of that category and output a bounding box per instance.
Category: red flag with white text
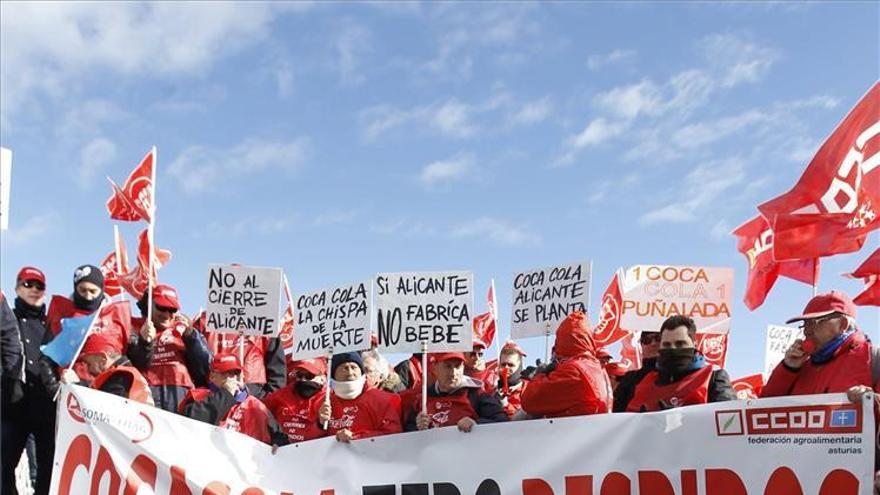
[695,331,729,368]
[99,229,129,298]
[845,247,880,306]
[106,148,155,223]
[280,275,295,355]
[119,229,171,299]
[733,215,818,310]
[472,280,497,348]
[758,82,880,260]
[731,374,764,400]
[619,331,642,371]
[593,269,629,347]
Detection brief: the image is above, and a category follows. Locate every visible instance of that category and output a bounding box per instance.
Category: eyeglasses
[155,305,178,314]
[20,280,46,291]
[640,333,662,345]
[798,313,839,330]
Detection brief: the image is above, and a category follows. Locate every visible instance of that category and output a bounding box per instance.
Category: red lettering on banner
[638,471,674,495]
[90,446,121,495]
[58,434,91,495]
[522,479,553,495]
[565,476,592,495]
[763,467,803,494]
[819,469,859,495]
[124,454,158,494]
[746,404,860,434]
[599,472,630,495]
[169,465,193,495]
[705,469,746,495]
[681,470,697,495]
[203,482,231,495]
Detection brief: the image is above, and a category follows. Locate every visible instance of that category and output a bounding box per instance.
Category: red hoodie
[521,312,611,418]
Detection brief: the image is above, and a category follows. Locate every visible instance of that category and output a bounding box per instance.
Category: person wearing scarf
[317,352,402,443]
[624,315,736,413]
[262,358,329,444]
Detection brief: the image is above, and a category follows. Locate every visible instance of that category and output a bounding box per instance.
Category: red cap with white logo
[17,266,46,284]
[211,353,243,374]
[152,284,180,309]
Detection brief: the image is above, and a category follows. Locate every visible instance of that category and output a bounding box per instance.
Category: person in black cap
[2,267,55,495]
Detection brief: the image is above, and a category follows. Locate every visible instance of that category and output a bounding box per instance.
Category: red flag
[733,215,818,310]
[280,275,295,354]
[119,229,171,299]
[758,82,880,260]
[619,331,641,371]
[731,374,764,400]
[107,148,154,222]
[99,229,129,297]
[592,269,630,347]
[845,247,880,306]
[695,331,729,368]
[472,280,497,348]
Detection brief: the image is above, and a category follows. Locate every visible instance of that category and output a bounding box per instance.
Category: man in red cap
[763,291,871,398]
[133,284,211,413]
[494,341,529,418]
[181,353,288,446]
[263,358,328,444]
[404,352,507,432]
[464,340,496,393]
[521,311,611,418]
[198,322,286,400]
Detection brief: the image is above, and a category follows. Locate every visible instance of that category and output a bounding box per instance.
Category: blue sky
[1,1,877,379]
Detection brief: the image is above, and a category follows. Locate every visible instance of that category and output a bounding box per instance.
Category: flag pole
[490,279,500,362]
[544,323,551,364]
[146,146,157,323]
[113,225,124,302]
[812,258,820,297]
[323,349,333,430]
[420,340,428,416]
[54,298,111,400]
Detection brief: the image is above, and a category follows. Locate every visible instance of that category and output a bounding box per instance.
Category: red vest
[182,389,272,443]
[133,317,193,387]
[202,332,268,384]
[416,388,478,429]
[92,366,153,406]
[263,385,326,443]
[326,385,401,439]
[627,366,714,412]
[48,297,132,381]
[501,381,527,418]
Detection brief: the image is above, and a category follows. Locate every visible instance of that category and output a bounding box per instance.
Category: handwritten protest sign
[764,324,802,377]
[292,280,371,359]
[510,261,591,338]
[375,271,473,353]
[621,265,733,333]
[205,264,282,337]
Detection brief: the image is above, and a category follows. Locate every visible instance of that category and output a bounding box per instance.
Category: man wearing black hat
[317,352,402,443]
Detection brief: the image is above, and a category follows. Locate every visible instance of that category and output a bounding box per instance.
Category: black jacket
[616,359,737,412]
[8,298,54,404]
[182,387,288,446]
[612,358,657,412]
[404,377,509,431]
[0,294,22,381]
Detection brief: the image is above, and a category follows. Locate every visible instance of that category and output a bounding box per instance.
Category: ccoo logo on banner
[51,386,873,495]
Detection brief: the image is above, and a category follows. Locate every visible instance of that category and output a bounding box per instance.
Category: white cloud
[569,118,629,150]
[594,80,664,120]
[168,137,311,194]
[0,2,308,124]
[418,154,474,187]
[5,211,60,245]
[700,33,778,88]
[56,99,129,141]
[671,109,767,149]
[78,137,117,188]
[360,98,479,141]
[587,49,636,70]
[451,217,541,247]
[709,219,733,241]
[640,158,746,225]
[335,20,372,86]
[511,97,553,126]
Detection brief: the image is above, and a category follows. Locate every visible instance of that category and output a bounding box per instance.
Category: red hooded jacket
[323,383,402,440]
[761,329,872,397]
[520,312,611,418]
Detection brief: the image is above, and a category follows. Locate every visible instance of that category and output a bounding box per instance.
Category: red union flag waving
[733,215,818,310]
[107,147,154,223]
[472,280,497,348]
[845,247,880,306]
[99,228,129,297]
[592,268,629,347]
[731,373,764,400]
[280,275,295,354]
[120,229,172,299]
[759,82,880,260]
[695,331,729,368]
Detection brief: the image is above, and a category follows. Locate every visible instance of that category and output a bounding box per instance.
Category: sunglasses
[155,305,178,314]
[798,313,839,330]
[20,280,46,291]
[640,333,662,344]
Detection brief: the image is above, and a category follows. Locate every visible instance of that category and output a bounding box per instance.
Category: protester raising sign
[292,280,371,359]
[621,265,733,333]
[375,271,474,353]
[510,261,591,338]
[205,264,283,337]
[764,324,802,377]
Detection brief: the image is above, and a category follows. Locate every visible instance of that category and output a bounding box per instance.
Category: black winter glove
[38,355,62,399]
[520,365,538,381]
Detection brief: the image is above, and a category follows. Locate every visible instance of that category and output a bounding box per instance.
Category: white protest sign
[205,264,283,337]
[292,280,371,359]
[765,324,802,377]
[510,261,592,338]
[621,264,733,333]
[375,271,473,353]
[0,147,11,231]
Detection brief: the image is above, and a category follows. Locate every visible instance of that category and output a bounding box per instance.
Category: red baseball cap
[290,357,327,377]
[211,353,243,374]
[17,266,46,284]
[472,339,487,350]
[786,291,857,324]
[433,352,465,363]
[81,334,120,356]
[152,284,180,309]
[501,340,527,357]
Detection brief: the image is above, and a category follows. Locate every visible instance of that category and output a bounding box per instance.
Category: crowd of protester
[0,264,875,494]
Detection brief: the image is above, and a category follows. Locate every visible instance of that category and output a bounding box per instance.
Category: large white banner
[621,264,734,333]
[510,261,591,339]
[206,264,283,337]
[765,324,803,377]
[375,271,473,353]
[292,280,372,359]
[52,385,872,494]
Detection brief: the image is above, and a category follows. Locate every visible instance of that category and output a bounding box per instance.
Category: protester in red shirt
[46,265,151,381]
[263,358,328,444]
[521,311,611,418]
[133,284,210,413]
[405,352,508,432]
[317,352,401,443]
[494,341,528,419]
[181,353,288,446]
